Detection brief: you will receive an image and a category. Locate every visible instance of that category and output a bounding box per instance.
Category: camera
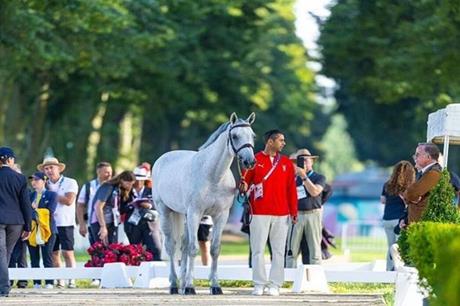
[142,209,159,222]
[296,156,305,168]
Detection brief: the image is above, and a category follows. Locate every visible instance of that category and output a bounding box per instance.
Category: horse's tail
[171,212,185,257]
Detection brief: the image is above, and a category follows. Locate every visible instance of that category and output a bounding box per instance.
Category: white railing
[9,261,396,292]
[340,220,387,253]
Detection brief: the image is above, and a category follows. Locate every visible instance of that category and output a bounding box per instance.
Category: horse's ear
[230,112,238,124]
[246,112,256,124]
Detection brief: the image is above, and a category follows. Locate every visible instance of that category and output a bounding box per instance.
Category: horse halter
[228,123,254,155]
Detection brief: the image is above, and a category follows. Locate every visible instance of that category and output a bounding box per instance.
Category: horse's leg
[209,210,229,295]
[183,211,201,295]
[179,223,189,293]
[159,207,180,294]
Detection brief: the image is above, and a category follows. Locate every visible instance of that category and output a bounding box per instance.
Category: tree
[318,0,460,167]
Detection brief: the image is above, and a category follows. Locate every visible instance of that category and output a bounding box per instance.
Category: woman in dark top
[91,171,136,245]
[120,165,161,260]
[380,160,415,271]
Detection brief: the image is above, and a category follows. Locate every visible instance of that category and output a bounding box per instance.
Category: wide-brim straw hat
[37,157,66,172]
[296,148,319,159]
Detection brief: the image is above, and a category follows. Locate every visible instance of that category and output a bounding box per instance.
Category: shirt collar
[421,162,437,174]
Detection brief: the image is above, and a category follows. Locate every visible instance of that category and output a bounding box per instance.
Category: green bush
[406,222,460,306]
[421,170,460,223]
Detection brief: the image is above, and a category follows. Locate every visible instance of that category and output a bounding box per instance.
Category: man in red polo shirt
[241,129,298,296]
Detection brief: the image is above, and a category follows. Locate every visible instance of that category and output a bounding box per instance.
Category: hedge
[407,222,460,306]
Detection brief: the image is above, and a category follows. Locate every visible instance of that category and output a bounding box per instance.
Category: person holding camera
[120,165,161,261]
[91,171,136,245]
[285,148,326,267]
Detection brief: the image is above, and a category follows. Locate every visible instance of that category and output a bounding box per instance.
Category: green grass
[330,283,394,306]
[220,240,250,256]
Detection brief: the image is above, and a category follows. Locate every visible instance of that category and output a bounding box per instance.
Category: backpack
[321,183,333,204]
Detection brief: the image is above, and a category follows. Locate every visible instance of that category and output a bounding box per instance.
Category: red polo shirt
[242,151,298,217]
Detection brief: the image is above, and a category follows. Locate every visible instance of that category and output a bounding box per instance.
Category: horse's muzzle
[242,159,256,169]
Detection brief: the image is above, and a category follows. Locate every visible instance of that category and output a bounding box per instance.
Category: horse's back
[152,150,196,213]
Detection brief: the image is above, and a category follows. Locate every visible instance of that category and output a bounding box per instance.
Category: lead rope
[236,159,252,226]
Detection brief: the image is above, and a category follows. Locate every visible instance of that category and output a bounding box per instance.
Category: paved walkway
[1,288,386,305]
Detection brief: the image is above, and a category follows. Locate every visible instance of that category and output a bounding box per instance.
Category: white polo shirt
[48,176,79,227]
[77,179,101,220]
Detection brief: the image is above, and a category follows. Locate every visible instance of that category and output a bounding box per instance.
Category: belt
[298,208,321,214]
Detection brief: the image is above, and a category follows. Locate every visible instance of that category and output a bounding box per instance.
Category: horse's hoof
[170,287,179,294]
[210,287,223,295]
[184,287,196,295]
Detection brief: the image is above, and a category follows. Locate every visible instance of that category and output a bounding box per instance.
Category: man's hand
[399,218,406,229]
[79,224,87,237]
[295,166,306,178]
[99,226,108,245]
[139,201,152,209]
[239,181,248,193]
[291,215,298,224]
[21,231,31,241]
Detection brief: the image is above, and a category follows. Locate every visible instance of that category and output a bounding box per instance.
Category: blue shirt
[381,183,406,220]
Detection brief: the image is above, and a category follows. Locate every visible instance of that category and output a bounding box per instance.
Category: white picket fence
[9,260,425,305]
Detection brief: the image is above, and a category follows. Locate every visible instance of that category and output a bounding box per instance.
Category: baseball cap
[0,147,15,160]
[29,172,47,181]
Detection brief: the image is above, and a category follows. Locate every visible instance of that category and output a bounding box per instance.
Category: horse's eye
[232,134,238,140]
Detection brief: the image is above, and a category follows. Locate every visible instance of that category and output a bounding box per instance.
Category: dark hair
[96,161,112,169]
[418,143,440,161]
[386,160,416,195]
[106,170,136,201]
[263,129,283,144]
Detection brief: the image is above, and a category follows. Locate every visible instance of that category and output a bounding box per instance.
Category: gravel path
[1,288,386,305]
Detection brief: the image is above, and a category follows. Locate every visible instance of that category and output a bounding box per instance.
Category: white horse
[152,113,256,295]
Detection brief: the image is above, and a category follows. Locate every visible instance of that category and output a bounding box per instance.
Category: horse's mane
[198,118,246,151]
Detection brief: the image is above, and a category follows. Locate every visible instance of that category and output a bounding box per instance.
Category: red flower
[85,242,154,267]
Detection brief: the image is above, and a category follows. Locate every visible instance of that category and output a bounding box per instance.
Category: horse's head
[228,113,256,169]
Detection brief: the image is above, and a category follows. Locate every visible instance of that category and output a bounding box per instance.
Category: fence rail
[340,220,387,253]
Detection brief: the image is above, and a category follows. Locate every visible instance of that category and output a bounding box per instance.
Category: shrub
[421,170,460,223]
[407,222,460,306]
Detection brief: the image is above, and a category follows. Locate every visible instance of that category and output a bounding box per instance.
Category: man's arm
[240,165,256,192]
[287,162,298,222]
[18,177,32,233]
[403,171,441,203]
[58,192,76,206]
[303,177,324,197]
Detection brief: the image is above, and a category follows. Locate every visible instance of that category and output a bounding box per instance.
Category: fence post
[292,264,329,293]
[100,262,133,288]
[394,267,426,306]
[133,262,169,288]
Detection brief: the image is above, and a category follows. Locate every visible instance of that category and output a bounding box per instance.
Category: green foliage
[316,114,364,180]
[397,229,411,266]
[319,0,460,166]
[0,0,322,180]
[406,222,460,306]
[422,170,460,223]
